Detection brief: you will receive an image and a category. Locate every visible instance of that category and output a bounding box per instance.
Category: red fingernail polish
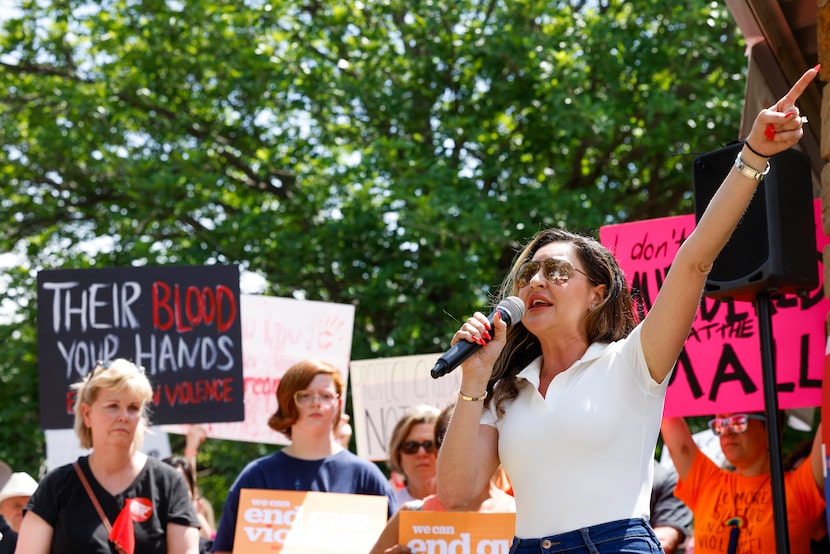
[482,331,492,341]
[764,123,776,141]
[784,112,795,119]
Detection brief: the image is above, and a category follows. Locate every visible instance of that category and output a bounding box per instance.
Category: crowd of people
[4,64,826,554]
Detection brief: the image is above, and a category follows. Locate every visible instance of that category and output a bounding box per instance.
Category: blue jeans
[508,518,663,553]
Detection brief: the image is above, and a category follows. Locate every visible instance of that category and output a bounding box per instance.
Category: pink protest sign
[599,200,827,417]
[164,294,355,444]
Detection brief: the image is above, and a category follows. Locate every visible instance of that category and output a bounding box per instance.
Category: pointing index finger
[776,65,820,112]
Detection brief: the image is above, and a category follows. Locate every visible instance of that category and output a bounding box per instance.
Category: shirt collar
[515,341,610,384]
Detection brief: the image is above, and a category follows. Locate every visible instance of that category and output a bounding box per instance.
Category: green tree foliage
[0,0,747,512]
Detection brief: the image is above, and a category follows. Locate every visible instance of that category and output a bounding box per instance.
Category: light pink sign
[164,295,355,444]
[599,200,827,417]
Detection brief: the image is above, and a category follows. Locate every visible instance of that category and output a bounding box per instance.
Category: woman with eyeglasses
[435,66,820,554]
[211,358,398,554]
[386,405,440,508]
[17,359,201,554]
[661,412,824,553]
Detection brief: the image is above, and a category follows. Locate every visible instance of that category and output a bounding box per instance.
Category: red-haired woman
[211,358,397,554]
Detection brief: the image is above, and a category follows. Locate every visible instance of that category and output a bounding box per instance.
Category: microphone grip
[430,361,450,379]
[429,308,502,379]
[429,297,524,380]
[430,341,478,379]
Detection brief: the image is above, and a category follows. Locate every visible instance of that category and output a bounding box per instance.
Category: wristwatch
[734,153,770,181]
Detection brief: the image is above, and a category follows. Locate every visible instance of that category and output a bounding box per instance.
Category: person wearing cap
[0,471,37,554]
[0,472,39,533]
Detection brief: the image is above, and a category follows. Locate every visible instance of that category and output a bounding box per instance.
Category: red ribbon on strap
[108,497,153,554]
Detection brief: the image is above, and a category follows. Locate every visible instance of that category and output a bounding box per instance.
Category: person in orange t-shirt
[661,413,825,554]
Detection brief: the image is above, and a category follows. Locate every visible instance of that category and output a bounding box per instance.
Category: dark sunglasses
[515,258,590,289]
[707,413,766,437]
[400,440,436,455]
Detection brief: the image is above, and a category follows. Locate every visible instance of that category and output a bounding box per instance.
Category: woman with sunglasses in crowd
[386,405,440,508]
[370,401,515,554]
[661,412,824,553]
[17,359,201,553]
[211,358,398,554]
[435,65,820,554]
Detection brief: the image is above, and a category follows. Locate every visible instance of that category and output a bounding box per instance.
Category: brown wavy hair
[486,228,638,419]
[434,401,455,450]
[267,359,345,439]
[386,404,440,476]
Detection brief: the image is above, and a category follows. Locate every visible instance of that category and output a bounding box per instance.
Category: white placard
[164,294,355,445]
[349,353,461,460]
[45,426,172,471]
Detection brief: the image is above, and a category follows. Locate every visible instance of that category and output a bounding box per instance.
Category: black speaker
[692,141,817,301]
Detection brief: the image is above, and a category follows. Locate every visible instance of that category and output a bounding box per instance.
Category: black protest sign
[36,264,244,429]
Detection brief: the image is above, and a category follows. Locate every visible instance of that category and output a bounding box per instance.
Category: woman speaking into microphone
[436,65,820,554]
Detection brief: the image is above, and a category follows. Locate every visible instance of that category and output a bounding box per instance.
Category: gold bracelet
[458,390,488,402]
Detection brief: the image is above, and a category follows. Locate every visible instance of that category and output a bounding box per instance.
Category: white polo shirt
[481,323,669,538]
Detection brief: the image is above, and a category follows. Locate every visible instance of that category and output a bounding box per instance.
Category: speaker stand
[754,291,789,553]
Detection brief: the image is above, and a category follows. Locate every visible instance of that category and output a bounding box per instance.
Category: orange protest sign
[398,511,516,554]
[233,489,388,553]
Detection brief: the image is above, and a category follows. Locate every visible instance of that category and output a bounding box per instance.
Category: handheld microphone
[430,296,525,379]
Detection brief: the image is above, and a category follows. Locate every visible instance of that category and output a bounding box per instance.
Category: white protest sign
[164,294,355,445]
[45,426,172,471]
[350,353,461,460]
